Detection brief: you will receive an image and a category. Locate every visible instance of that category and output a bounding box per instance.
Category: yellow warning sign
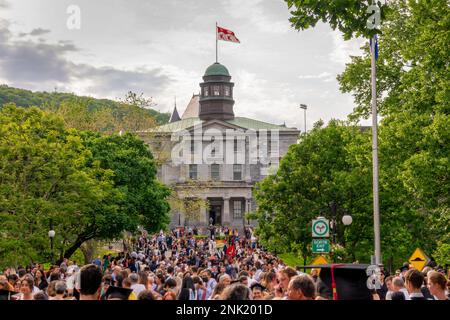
[311,256,328,275]
[312,256,328,265]
[408,248,429,271]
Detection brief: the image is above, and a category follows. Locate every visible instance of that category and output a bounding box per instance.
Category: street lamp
[300,104,307,134]
[48,220,55,265]
[342,215,353,226]
[330,201,352,245]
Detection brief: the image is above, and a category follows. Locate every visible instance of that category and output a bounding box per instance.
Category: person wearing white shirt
[392,276,410,300]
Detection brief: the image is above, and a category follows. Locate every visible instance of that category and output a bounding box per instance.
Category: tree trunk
[59,237,89,264]
[80,240,97,264]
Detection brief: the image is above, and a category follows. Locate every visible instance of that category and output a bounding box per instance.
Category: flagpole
[216,22,218,63]
[371,34,381,266]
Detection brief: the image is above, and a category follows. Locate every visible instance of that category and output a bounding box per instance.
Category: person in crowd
[50,281,67,300]
[137,290,155,300]
[221,283,251,300]
[391,291,406,300]
[79,264,102,300]
[178,275,196,300]
[405,269,428,300]
[18,278,34,300]
[427,271,448,300]
[129,273,146,297]
[34,269,48,291]
[250,283,266,300]
[287,274,316,300]
[384,275,395,300]
[2,229,449,302]
[275,267,298,298]
[392,276,410,300]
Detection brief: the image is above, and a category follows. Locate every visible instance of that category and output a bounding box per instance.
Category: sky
[0,0,368,131]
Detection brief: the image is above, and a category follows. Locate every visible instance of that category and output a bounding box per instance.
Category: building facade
[138,62,299,231]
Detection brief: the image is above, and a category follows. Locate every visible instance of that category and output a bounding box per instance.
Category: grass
[278,252,304,268]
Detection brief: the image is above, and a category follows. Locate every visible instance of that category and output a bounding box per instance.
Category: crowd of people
[0,227,449,301]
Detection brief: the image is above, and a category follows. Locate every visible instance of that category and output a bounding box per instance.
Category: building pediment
[185,119,247,134]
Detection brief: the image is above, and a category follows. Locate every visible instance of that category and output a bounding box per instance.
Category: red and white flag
[217,26,240,43]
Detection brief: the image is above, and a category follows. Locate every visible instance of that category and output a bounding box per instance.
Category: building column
[199,199,207,227]
[223,197,231,226]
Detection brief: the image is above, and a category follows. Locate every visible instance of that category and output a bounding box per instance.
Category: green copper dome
[204,62,230,77]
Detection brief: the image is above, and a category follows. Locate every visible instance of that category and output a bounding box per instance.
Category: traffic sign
[312,256,328,265]
[312,239,330,253]
[311,256,328,275]
[408,248,429,271]
[312,218,329,238]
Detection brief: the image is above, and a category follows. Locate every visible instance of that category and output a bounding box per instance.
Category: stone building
[138,62,299,231]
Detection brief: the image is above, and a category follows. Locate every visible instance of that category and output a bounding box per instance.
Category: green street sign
[312,218,329,238]
[312,239,330,253]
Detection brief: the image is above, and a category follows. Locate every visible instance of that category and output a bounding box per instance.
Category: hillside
[0,85,170,126]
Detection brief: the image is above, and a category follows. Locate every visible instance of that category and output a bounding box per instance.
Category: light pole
[48,219,55,265]
[330,201,352,245]
[300,104,307,134]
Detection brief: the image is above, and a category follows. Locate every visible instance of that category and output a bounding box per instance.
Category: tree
[278,0,450,268]
[0,105,170,268]
[254,121,374,263]
[337,0,449,265]
[285,0,388,39]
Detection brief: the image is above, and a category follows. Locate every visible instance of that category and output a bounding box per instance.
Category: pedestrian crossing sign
[408,248,429,271]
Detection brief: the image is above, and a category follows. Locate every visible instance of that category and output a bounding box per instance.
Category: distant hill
[0,85,170,125]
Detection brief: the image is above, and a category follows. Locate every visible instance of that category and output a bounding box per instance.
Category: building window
[189,164,197,180]
[234,137,238,153]
[213,86,220,96]
[233,164,242,180]
[233,200,243,219]
[211,164,220,181]
[224,86,230,96]
[204,87,209,96]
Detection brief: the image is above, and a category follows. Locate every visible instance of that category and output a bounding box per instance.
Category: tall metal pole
[331,201,337,245]
[304,107,307,134]
[216,22,218,63]
[371,35,381,265]
[50,219,54,265]
[300,104,307,134]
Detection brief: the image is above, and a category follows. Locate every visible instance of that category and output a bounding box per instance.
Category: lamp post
[300,104,307,134]
[329,201,352,245]
[48,219,55,265]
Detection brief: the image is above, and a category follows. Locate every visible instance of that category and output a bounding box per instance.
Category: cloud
[0,0,9,9]
[298,72,334,82]
[0,21,170,99]
[29,28,51,36]
[223,0,291,34]
[329,30,365,66]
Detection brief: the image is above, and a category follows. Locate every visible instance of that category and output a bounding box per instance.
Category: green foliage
[432,241,450,267]
[0,105,170,268]
[258,0,450,269]
[285,0,389,39]
[0,85,170,130]
[278,252,304,268]
[255,121,373,262]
